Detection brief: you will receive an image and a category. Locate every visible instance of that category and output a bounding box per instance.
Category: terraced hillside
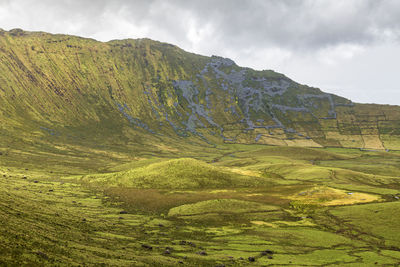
[1,28,400,152]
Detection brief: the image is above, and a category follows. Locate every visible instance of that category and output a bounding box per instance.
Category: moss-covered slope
[1,28,399,151]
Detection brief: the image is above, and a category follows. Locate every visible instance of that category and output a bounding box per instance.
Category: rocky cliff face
[1,29,399,151]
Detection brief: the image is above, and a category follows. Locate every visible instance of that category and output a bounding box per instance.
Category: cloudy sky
[1,0,399,105]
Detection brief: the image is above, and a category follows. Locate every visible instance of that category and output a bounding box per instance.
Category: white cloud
[317,44,366,66]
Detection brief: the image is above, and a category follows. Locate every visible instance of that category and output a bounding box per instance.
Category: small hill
[80,158,272,189]
[168,199,279,217]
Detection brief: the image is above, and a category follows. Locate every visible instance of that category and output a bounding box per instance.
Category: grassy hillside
[1,29,400,154]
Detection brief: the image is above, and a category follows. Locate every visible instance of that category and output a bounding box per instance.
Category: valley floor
[1,143,400,266]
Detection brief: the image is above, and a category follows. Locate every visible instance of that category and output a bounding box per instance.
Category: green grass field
[1,143,400,266]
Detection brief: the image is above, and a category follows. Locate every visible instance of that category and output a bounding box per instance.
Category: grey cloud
[171,0,400,49]
[2,0,400,50]
[115,0,400,50]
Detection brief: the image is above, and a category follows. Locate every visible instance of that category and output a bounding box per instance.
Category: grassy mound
[168,199,279,217]
[80,158,272,189]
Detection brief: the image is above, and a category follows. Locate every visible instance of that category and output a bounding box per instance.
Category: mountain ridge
[1,28,400,152]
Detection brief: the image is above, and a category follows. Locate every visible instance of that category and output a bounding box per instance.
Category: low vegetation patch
[168,199,279,217]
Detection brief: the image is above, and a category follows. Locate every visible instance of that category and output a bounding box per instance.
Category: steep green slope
[1,28,400,154]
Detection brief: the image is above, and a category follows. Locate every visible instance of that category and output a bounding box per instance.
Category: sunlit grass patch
[289,186,381,206]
